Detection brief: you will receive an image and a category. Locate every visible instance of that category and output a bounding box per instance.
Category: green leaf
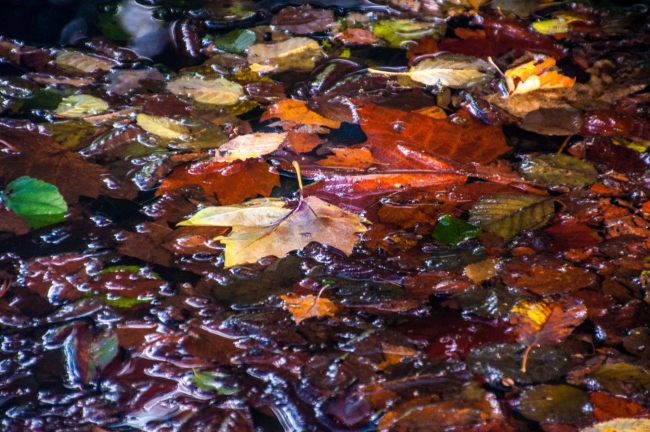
[518,384,589,423]
[369,54,494,88]
[137,113,190,139]
[208,29,256,53]
[191,371,239,395]
[90,333,118,370]
[95,294,153,308]
[166,76,244,106]
[519,154,598,188]
[432,215,482,245]
[372,19,446,48]
[55,94,109,118]
[469,194,555,239]
[1,176,67,228]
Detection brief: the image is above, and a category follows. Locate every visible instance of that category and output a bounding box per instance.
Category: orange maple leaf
[280,292,338,323]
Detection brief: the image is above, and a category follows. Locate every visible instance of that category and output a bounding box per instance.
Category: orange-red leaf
[316,147,375,170]
[261,99,341,129]
[280,293,338,323]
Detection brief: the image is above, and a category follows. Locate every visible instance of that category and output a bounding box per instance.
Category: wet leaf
[215,196,368,267]
[467,343,572,384]
[518,154,598,188]
[191,371,239,395]
[510,298,587,371]
[588,363,650,396]
[280,292,338,323]
[43,120,99,150]
[136,113,190,139]
[432,215,482,245]
[167,76,244,106]
[581,418,650,432]
[464,258,498,283]
[248,37,323,74]
[372,19,446,48]
[369,54,494,88]
[261,99,341,129]
[208,29,256,54]
[55,94,109,118]
[589,392,649,422]
[214,132,286,162]
[1,176,67,228]
[55,50,115,73]
[316,147,375,170]
[469,194,555,239]
[519,107,583,136]
[505,56,575,95]
[518,384,589,423]
[178,198,291,227]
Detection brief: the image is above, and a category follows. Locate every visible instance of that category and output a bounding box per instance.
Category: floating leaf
[261,99,341,129]
[432,215,482,245]
[177,198,291,227]
[208,29,256,54]
[136,113,190,139]
[215,196,368,267]
[372,19,446,48]
[214,132,286,162]
[56,50,115,73]
[167,76,244,106]
[55,94,109,118]
[519,153,598,188]
[519,107,583,136]
[1,176,67,228]
[510,298,587,372]
[468,194,554,239]
[191,371,239,395]
[518,384,589,423]
[581,419,650,432]
[316,147,376,170]
[532,15,579,35]
[369,54,494,88]
[248,37,323,74]
[280,292,338,323]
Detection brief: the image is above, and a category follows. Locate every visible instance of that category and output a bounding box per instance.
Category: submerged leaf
[136,113,190,139]
[55,95,109,118]
[432,215,482,245]
[56,50,115,73]
[208,29,256,54]
[469,194,554,239]
[369,54,494,88]
[280,292,338,323]
[519,153,598,188]
[191,371,239,395]
[214,132,286,162]
[1,176,67,228]
[372,19,446,48]
[167,76,244,106]
[248,37,323,74]
[518,384,589,423]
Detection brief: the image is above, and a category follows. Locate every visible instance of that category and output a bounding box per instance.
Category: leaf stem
[292,161,304,193]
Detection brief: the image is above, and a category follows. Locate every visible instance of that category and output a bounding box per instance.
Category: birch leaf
[166,76,244,106]
[214,132,286,162]
[248,37,323,74]
[280,293,338,323]
[177,198,291,227]
[468,194,554,239]
[55,95,109,118]
[369,54,494,88]
[136,113,190,139]
[56,50,116,73]
[215,196,368,267]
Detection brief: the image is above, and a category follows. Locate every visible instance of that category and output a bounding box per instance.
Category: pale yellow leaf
[55,95,109,118]
[56,50,116,73]
[177,198,291,227]
[136,113,190,139]
[167,76,244,106]
[214,132,287,162]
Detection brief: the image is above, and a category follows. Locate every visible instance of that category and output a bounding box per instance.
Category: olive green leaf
[469,194,554,239]
[136,113,190,139]
[55,94,109,118]
[208,29,256,54]
[519,154,598,188]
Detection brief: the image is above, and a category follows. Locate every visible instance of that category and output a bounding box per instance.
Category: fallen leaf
[372,19,446,48]
[177,198,291,227]
[167,76,244,106]
[589,392,648,422]
[261,99,341,129]
[280,292,338,323]
[55,50,116,73]
[369,53,494,88]
[518,384,589,423]
[357,104,509,166]
[284,129,324,153]
[136,113,190,139]
[581,418,650,432]
[505,56,575,95]
[464,258,499,283]
[55,94,109,118]
[248,37,323,74]
[215,196,367,267]
[214,132,286,162]
[156,159,280,205]
[316,147,375,170]
[510,298,587,371]
[500,255,598,294]
[518,153,598,188]
[469,194,555,239]
[0,176,67,228]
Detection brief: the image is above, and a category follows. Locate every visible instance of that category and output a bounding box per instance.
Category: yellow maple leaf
[280,293,338,323]
[504,57,575,95]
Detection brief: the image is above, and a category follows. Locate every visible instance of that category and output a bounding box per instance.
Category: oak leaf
[510,298,587,372]
[279,293,337,323]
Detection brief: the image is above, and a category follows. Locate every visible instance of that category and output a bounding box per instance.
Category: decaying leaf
[469,194,555,239]
[55,95,109,118]
[167,76,244,106]
[280,292,338,323]
[56,50,116,73]
[510,298,587,371]
[518,384,589,423]
[214,132,286,162]
[518,153,598,188]
[316,147,375,170]
[248,37,323,74]
[136,113,190,139]
[369,54,494,88]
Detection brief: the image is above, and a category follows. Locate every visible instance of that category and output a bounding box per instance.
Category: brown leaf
[510,298,587,371]
[357,104,509,166]
[283,129,323,153]
[0,121,107,203]
[589,391,648,422]
[156,159,280,205]
[279,292,338,323]
[316,147,376,170]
